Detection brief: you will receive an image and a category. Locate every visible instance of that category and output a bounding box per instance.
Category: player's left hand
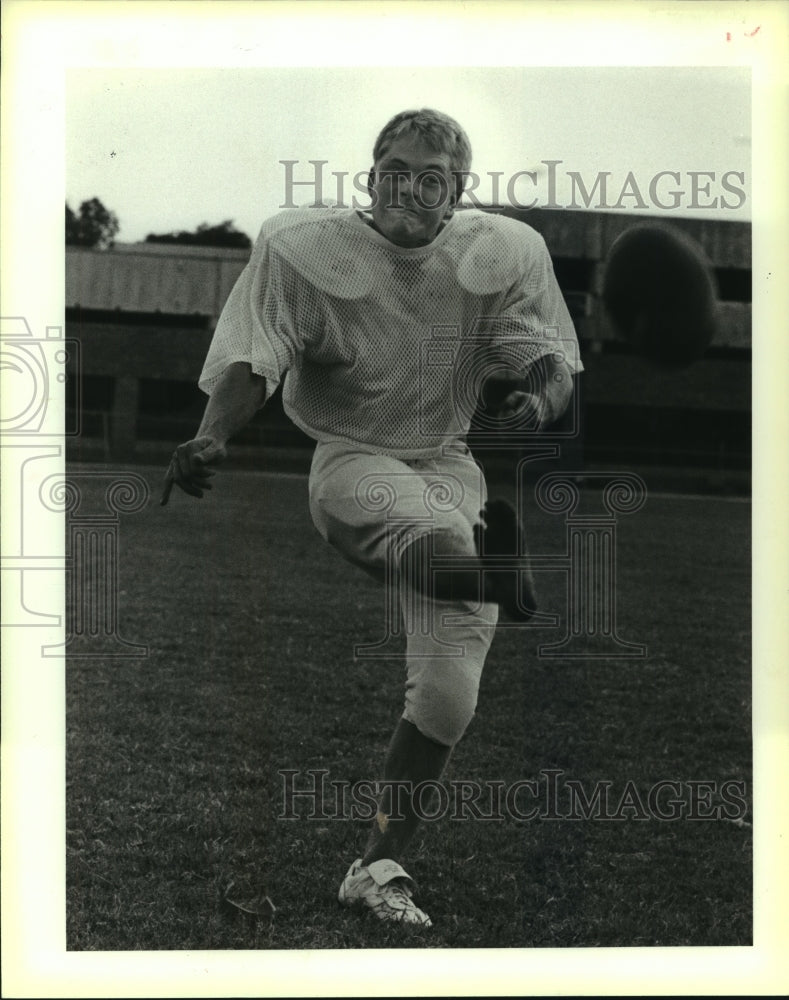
[495,390,540,426]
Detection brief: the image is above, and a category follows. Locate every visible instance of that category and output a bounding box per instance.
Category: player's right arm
[161,212,317,505]
[160,362,267,505]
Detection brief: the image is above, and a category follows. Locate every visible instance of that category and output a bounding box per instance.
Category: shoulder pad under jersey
[454,211,542,295]
[265,208,375,300]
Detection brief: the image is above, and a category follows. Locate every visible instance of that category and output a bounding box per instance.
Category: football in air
[601,223,720,368]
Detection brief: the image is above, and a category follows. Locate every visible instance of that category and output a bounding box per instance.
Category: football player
[162,108,582,927]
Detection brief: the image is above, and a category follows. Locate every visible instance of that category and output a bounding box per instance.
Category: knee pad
[404,668,478,746]
[402,612,496,746]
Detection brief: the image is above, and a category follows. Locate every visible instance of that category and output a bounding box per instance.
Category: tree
[66,198,120,249]
[145,219,251,249]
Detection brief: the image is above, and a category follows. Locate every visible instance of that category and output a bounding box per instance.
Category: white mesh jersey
[200,207,582,458]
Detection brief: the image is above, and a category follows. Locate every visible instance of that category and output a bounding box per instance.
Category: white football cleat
[338,858,432,927]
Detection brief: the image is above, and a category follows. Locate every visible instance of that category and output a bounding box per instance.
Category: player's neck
[356,210,450,248]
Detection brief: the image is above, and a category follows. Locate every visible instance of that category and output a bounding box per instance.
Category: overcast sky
[66,66,751,244]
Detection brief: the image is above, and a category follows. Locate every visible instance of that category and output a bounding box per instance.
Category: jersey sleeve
[482,229,583,377]
[198,215,313,398]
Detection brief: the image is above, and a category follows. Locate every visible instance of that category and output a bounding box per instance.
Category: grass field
[66,460,751,951]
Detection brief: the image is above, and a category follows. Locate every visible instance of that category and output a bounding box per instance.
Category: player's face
[369,135,457,248]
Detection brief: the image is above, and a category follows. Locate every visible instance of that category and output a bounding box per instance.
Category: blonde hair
[372,108,472,198]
